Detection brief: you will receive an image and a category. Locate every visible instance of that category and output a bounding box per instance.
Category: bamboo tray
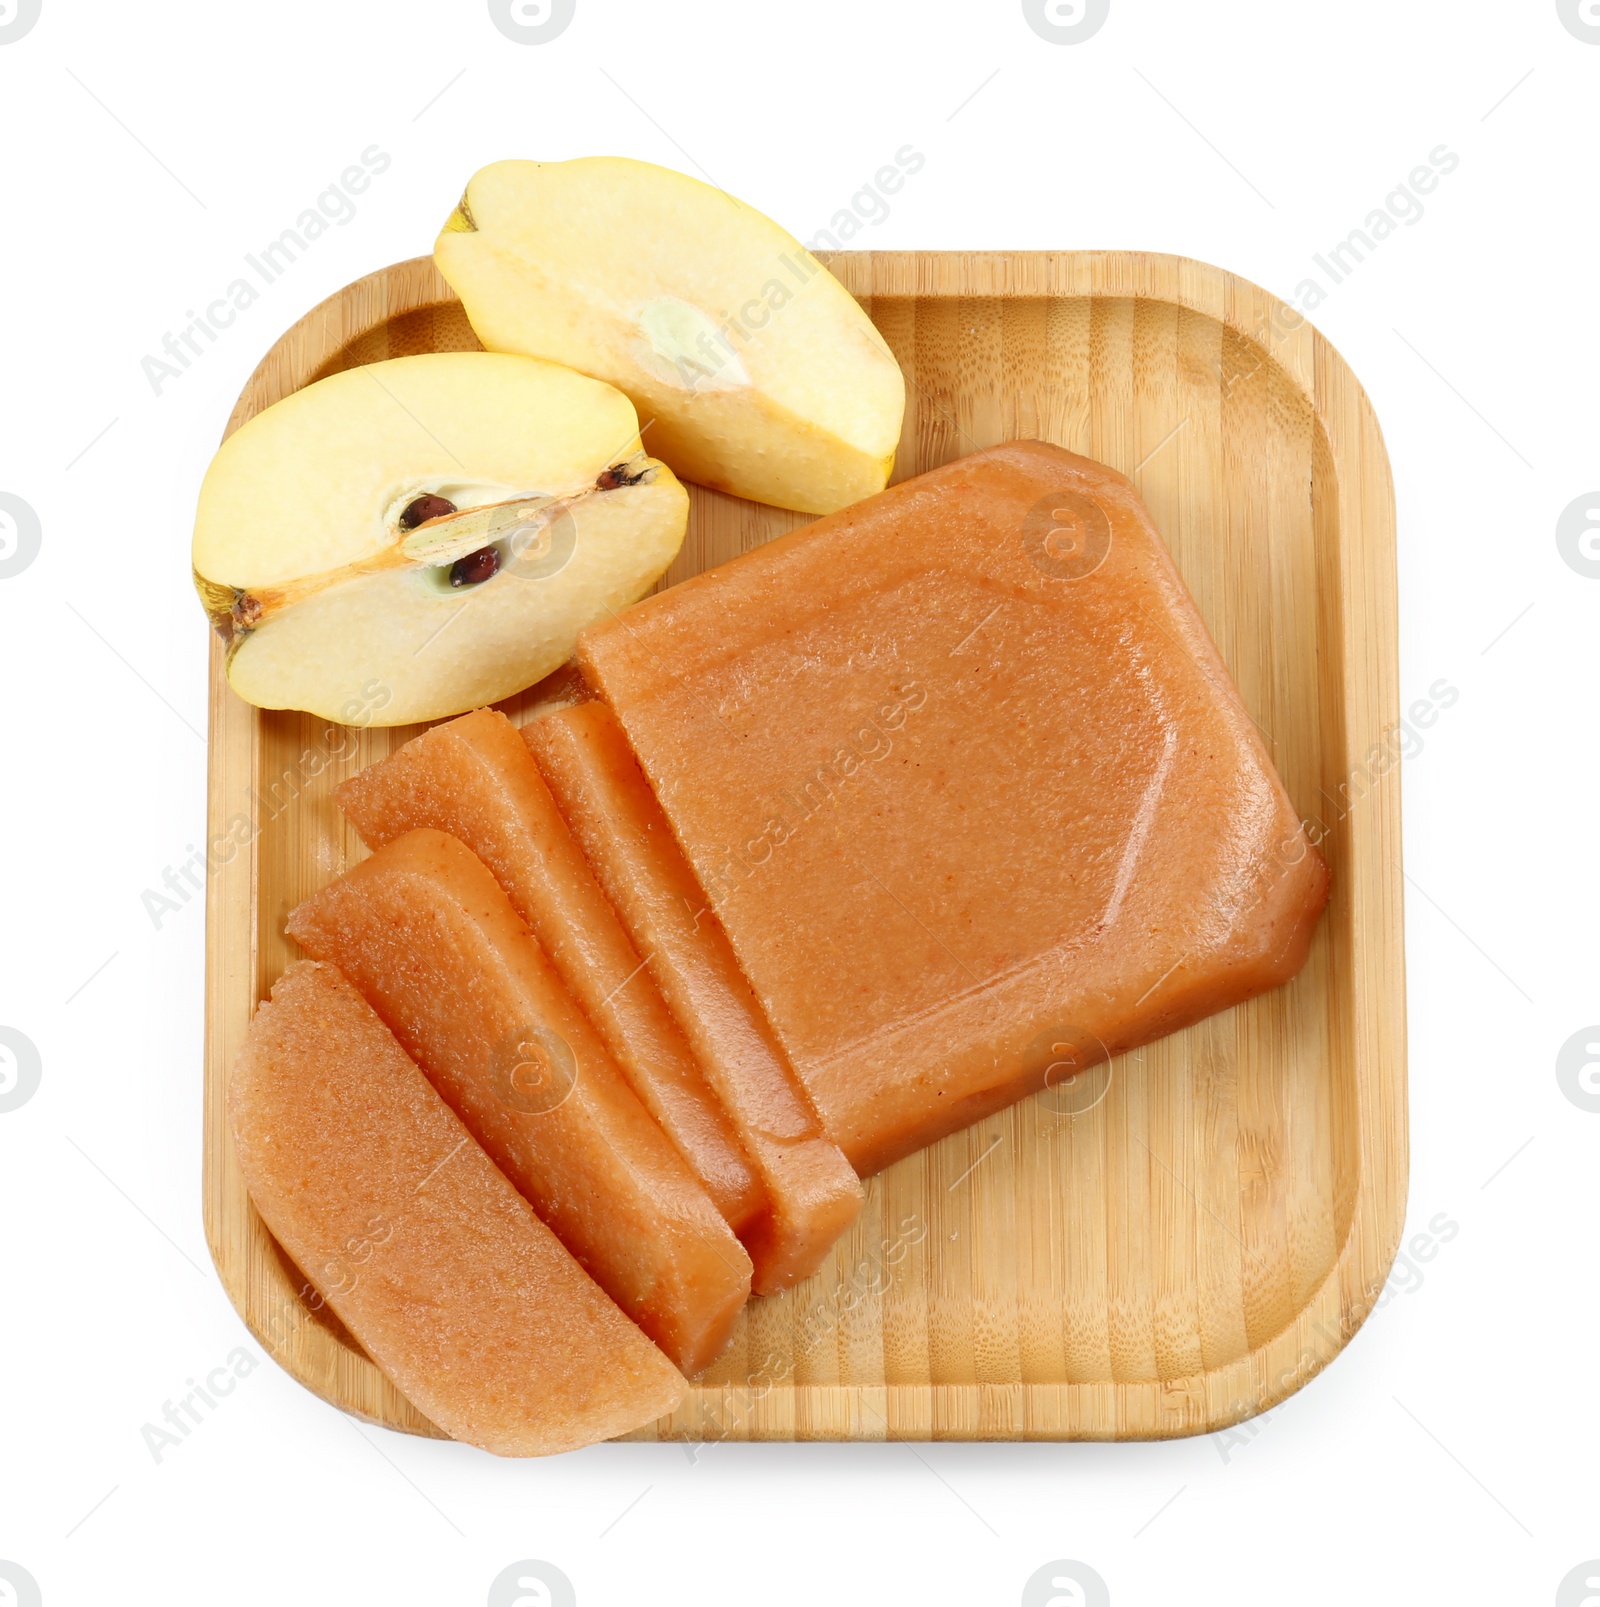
[202,251,1405,1444]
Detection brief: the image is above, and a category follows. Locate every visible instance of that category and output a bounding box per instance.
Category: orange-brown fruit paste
[230,961,685,1455]
[575,441,1329,1176]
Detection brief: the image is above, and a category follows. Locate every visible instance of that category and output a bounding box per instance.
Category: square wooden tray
[202,250,1406,1444]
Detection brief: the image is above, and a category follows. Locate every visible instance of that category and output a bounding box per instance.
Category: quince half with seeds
[191,351,686,726]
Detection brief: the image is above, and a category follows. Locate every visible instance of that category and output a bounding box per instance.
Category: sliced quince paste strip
[334,708,761,1233]
[284,829,751,1377]
[524,703,862,1295]
[229,961,685,1457]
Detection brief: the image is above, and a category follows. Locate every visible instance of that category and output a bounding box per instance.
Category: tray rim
[202,249,1407,1446]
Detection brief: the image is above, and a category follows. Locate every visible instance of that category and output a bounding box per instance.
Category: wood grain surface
[202,252,1406,1445]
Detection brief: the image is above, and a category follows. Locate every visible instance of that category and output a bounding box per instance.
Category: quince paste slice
[229,960,685,1455]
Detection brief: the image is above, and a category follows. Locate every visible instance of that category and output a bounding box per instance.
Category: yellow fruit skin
[435,157,905,517]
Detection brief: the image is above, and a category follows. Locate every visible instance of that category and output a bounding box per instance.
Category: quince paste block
[333,709,762,1232]
[525,704,863,1294]
[286,829,750,1377]
[574,440,1331,1176]
[229,961,685,1456]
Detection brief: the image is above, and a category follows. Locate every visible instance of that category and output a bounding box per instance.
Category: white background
[1,1,1595,1603]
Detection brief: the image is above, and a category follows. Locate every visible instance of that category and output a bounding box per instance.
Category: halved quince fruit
[192,352,687,726]
[434,157,906,516]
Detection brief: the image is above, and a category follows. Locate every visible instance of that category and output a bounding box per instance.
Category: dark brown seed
[596,462,646,491]
[399,493,457,530]
[449,545,500,588]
